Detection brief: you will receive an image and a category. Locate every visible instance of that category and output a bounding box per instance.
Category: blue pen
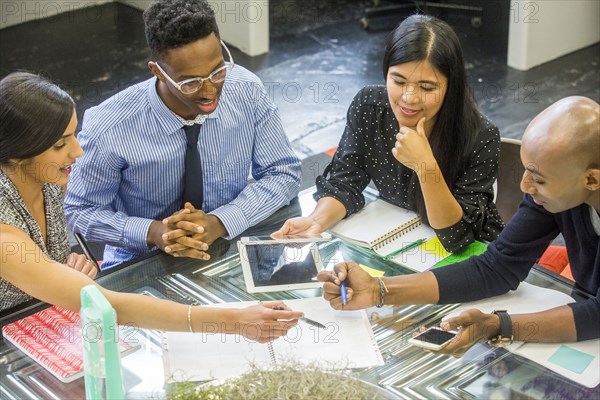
[340,280,347,305]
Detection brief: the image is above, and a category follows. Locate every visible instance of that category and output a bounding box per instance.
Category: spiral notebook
[2,305,140,383]
[161,297,384,381]
[330,199,435,259]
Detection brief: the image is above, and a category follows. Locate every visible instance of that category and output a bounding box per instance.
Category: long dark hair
[0,72,75,165]
[383,14,480,224]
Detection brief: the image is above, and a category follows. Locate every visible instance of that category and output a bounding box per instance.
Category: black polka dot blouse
[315,86,504,252]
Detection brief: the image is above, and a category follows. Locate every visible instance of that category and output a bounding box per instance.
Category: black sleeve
[568,292,600,341]
[314,89,372,216]
[435,117,504,252]
[432,194,560,302]
[434,195,600,341]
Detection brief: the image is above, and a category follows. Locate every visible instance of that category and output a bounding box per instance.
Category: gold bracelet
[187,304,194,333]
[380,278,389,293]
[375,277,387,308]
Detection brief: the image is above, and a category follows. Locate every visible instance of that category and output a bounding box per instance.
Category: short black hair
[143,0,220,59]
[0,72,74,165]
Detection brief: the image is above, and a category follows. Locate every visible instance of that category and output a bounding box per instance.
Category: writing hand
[66,252,97,278]
[235,301,304,343]
[316,261,378,311]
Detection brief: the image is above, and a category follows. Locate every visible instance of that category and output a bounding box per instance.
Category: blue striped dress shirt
[64,66,301,269]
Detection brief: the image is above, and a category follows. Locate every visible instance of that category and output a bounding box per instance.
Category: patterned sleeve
[314,89,372,216]
[435,117,504,252]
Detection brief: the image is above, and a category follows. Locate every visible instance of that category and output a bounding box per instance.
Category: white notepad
[329,199,434,259]
[162,297,384,381]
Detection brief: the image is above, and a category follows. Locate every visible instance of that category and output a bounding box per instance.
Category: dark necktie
[182,124,203,208]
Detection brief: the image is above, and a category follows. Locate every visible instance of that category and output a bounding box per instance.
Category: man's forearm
[511,306,577,343]
[382,272,440,305]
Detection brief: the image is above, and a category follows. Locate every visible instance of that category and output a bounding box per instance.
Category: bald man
[318,96,600,356]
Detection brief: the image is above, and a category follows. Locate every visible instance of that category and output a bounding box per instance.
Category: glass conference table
[1,189,598,399]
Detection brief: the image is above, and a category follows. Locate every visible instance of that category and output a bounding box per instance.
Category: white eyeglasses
[153,40,235,95]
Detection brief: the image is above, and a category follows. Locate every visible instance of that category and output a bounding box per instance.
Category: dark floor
[1,0,598,161]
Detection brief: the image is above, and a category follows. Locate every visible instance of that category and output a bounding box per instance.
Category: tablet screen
[243,243,320,288]
[244,233,330,243]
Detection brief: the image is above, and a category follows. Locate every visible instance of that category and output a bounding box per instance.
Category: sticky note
[359,264,385,277]
[548,345,595,374]
[419,236,451,258]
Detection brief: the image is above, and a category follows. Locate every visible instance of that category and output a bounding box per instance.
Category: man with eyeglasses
[65,0,301,269]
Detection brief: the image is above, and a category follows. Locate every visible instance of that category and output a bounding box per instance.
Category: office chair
[360,0,483,30]
[495,138,525,224]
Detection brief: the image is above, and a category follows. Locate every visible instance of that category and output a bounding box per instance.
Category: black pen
[299,317,326,330]
[74,233,100,271]
[272,306,326,329]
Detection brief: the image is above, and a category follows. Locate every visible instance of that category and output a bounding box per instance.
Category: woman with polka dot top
[274,15,504,252]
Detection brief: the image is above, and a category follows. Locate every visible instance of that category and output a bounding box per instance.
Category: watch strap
[494,310,512,339]
[488,310,513,347]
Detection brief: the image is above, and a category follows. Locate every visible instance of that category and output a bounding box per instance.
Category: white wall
[210,1,269,56]
[508,0,600,70]
[0,0,112,29]
[120,0,270,56]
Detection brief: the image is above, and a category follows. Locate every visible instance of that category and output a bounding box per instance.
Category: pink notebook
[2,305,139,383]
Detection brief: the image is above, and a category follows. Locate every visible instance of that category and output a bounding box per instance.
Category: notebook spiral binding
[267,342,276,365]
[372,218,422,251]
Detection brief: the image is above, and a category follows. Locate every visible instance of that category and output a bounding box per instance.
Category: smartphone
[241,233,331,244]
[408,327,458,351]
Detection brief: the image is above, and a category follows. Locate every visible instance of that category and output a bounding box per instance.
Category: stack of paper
[162,297,384,381]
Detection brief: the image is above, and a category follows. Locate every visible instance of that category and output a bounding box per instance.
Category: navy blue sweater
[433,194,600,341]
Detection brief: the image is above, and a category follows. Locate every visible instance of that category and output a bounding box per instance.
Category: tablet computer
[237,240,325,293]
[240,233,331,245]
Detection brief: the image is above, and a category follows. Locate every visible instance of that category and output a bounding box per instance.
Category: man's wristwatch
[487,310,513,348]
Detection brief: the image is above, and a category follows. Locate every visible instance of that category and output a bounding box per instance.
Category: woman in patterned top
[0,72,96,311]
[275,15,504,252]
[0,72,302,340]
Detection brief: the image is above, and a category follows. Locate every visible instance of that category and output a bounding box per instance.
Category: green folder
[432,240,488,269]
